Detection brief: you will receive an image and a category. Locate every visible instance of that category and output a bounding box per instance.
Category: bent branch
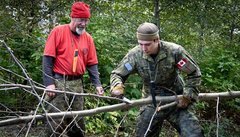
[0,91,240,127]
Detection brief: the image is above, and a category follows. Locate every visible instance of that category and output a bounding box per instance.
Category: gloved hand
[177,96,191,108]
[111,84,124,98]
[96,86,104,96]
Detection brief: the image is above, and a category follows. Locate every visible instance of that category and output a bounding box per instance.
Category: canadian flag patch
[177,58,195,74]
[177,58,187,69]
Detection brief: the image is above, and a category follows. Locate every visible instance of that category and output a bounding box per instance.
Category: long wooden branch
[2,83,239,101]
[198,91,240,100]
[0,84,124,102]
[0,91,240,127]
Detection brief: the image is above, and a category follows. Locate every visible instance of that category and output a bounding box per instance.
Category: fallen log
[0,91,240,127]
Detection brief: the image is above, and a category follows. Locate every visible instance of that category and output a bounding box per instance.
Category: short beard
[76,27,85,35]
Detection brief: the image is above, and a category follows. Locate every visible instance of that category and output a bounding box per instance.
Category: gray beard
[76,27,85,35]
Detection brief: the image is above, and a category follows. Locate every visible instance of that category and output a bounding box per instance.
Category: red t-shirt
[44,24,98,75]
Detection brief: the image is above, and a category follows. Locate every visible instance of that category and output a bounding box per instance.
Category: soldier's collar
[156,42,167,62]
[143,42,167,62]
[156,50,167,62]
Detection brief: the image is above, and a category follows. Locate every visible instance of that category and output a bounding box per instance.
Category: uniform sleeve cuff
[183,87,198,102]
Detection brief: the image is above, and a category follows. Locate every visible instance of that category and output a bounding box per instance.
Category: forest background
[0,0,240,136]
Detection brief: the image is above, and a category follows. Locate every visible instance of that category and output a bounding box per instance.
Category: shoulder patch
[124,62,133,71]
[177,58,195,74]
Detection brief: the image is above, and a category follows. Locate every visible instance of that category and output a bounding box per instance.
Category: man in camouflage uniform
[110,22,204,137]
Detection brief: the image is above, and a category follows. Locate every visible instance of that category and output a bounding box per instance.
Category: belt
[155,89,175,96]
[154,86,178,96]
[54,73,83,81]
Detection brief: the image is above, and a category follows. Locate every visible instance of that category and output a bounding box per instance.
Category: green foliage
[0,0,240,136]
[200,47,240,91]
[84,84,138,136]
[201,117,240,137]
[124,75,142,99]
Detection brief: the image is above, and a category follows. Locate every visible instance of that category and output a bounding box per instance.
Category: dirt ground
[0,121,179,137]
[0,124,48,137]
[0,124,107,137]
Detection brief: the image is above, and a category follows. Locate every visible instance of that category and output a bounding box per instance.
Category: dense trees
[0,0,239,136]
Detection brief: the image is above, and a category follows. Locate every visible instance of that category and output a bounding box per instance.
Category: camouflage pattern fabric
[110,41,201,99]
[136,105,204,137]
[46,79,85,137]
[110,41,203,136]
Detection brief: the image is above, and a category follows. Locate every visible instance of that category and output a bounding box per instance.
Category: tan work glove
[96,86,104,95]
[177,96,191,108]
[111,84,124,98]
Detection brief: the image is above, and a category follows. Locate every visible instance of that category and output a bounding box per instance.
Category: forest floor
[0,124,114,137]
[0,124,48,137]
[0,119,179,137]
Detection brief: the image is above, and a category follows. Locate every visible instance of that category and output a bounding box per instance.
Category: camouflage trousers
[136,104,204,137]
[46,79,85,137]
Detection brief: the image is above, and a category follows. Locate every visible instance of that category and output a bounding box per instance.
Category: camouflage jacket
[110,41,201,100]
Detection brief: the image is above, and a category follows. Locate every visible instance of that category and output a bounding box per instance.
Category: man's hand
[96,86,104,95]
[177,96,191,108]
[46,84,56,97]
[111,84,124,98]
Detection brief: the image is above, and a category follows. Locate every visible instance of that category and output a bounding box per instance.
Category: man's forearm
[43,56,55,87]
[87,64,101,87]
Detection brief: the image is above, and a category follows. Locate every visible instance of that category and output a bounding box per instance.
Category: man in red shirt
[42,1,104,137]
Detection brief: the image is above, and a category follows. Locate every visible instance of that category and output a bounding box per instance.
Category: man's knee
[135,108,161,137]
[180,119,204,137]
